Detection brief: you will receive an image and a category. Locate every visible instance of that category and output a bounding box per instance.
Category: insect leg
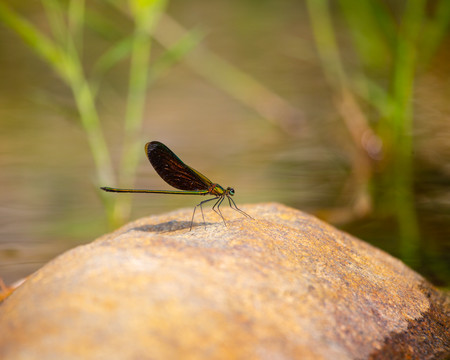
[212,195,227,225]
[190,196,220,230]
[227,195,253,219]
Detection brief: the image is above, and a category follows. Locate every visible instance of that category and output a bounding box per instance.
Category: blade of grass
[85,5,124,40]
[105,0,304,132]
[156,13,304,132]
[148,27,205,83]
[0,2,118,225]
[306,0,376,217]
[388,0,426,264]
[338,0,392,69]
[308,0,430,266]
[42,0,67,47]
[419,0,450,66]
[92,36,133,78]
[112,0,168,221]
[0,3,70,79]
[68,0,85,55]
[90,35,134,98]
[306,0,346,88]
[367,0,397,52]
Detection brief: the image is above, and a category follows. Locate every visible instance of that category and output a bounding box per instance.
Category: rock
[0,203,448,360]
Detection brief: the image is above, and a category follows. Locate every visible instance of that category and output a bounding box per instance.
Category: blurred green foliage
[0,0,202,228]
[306,0,450,267]
[0,0,449,286]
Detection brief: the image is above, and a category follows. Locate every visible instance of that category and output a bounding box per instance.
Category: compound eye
[229,188,235,195]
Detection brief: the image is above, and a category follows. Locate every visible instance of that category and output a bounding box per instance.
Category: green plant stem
[305,0,345,87]
[152,14,303,133]
[60,49,119,226]
[389,0,426,263]
[0,2,113,185]
[306,0,374,217]
[0,2,118,226]
[116,31,152,222]
[113,0,167,222]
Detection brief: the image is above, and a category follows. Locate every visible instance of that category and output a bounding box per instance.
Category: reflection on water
[0,0,449,287]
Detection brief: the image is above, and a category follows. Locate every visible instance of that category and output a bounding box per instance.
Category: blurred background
[0,0,449,288]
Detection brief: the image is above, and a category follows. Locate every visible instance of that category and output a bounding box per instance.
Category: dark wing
[145,141,213,191]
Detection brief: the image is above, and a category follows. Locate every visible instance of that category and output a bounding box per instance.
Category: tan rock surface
[0,203,448,359]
